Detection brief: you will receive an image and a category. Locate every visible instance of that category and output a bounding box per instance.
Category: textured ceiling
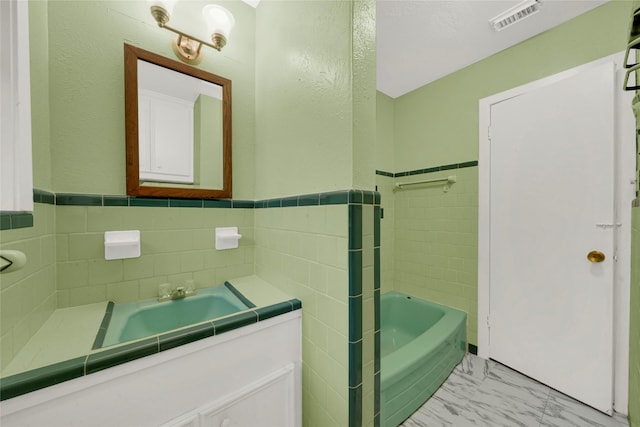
[376,0,609,98]
[242,0,610,99]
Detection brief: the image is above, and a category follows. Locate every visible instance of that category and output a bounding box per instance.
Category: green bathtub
[98,284,250,348]
[380,291,467,427]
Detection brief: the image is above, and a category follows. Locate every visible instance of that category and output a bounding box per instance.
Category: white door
[488,61,615,413]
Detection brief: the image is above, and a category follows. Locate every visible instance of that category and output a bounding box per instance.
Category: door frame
[478,52,635,414]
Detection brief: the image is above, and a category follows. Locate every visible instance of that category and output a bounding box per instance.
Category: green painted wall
[630,206,640,427]
[194,94,223,189]
[351,0,377,191]
[29,0,52,191]
[394,1,630,172]
[376,92,395,174]
[255,0,376,199]
[376,92,395,296]
[45,0,256,199]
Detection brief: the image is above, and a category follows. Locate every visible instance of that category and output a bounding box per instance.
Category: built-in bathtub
[380,291,466,427]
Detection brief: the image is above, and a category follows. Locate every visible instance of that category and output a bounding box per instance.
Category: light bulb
[202,4,235,40]
[148,0,178,15]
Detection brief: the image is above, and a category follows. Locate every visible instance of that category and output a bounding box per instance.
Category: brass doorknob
[587,250,606,263]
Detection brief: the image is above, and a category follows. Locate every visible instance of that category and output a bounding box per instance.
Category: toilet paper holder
[105,230,141,260]
[215,227,242,250]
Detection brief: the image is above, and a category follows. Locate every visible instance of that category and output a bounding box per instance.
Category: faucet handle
[158,283,170,298]
[185,279,196,295]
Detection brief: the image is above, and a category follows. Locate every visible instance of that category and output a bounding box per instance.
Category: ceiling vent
[489,0,542,32]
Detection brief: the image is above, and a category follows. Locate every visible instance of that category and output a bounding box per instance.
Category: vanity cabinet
[1,311,301,427]
[164,363,296,427]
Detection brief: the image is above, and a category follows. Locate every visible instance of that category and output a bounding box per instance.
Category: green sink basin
[118,294,246,342]
[99,284,250,347]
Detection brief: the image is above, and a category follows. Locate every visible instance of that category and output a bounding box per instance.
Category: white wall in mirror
[137,59,223,186]
[0,0,33,212]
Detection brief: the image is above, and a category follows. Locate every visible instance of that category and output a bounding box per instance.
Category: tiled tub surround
[376,164,479,346]
[0,275,301,400]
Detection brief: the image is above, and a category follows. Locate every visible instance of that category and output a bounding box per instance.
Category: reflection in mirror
[125,44,232,199]
[138,60,223,188]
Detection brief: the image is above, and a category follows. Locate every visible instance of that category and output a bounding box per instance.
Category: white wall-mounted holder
[105,230,141,260]
[394,175,457,193]
[215,227,242,250]
[0,250,27,273]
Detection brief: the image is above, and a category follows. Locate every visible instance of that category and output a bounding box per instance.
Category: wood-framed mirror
[124,44,232,199]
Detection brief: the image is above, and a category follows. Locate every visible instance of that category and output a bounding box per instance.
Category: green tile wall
[255,205,351,426]
[375,176,395,295]
[359,204,379,427]
[629,206,640,427]
[0,204,56,372]
[254,196,379,427]
[55,205,254,308]
[393,167,479,346]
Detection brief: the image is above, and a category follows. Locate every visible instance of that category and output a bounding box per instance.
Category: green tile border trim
[0,211,33,230]
[86,337,159,375]
[0,298,302,401]
[347,196,382,426]
[29,189,381,209]
[56,193,103,206]
[224,281,256,308]
[376,160,478,178]
[468,343,478,355]
[374,206,381,424]
[256,190,379,209]
[349,384,363,427]
[375,170,394,178]
[0,356,86,401]
[33,189,55,204]
[91,301,115,350]
[349,202,368,426]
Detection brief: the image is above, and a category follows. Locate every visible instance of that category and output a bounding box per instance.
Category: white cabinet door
[199,364,296,427]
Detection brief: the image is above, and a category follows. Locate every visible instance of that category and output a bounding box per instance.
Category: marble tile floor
[401,354,629,427]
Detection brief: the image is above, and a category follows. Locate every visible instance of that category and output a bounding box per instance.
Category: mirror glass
[125,44,232,199]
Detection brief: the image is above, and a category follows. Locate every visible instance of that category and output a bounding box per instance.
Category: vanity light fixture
[489,0,542,32]
[147,0,235,64]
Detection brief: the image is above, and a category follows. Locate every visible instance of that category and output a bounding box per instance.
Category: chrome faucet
[158,284,197,302]
[171,286,187,299]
